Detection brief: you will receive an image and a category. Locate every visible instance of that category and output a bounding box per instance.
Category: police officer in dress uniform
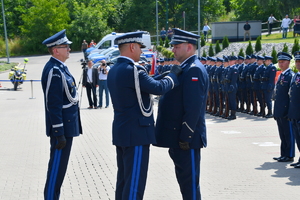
[225,56,238,120]
[253,55,266,117]
[242,55,252,113]
[288,51,300,168]
[107,31,182,200]
[221,56,230,118]
[41,29,82,200]
[247,55,258,115]
[261,56,276,118]
[240,55,250,113]
[212,57,224,116]
[273,52,295,162]
[154,28,209,200]
[208,57,216,114]
[205,58,211,112]
[236,56,245,112]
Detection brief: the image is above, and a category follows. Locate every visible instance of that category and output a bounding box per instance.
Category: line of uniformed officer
[288,51,300,168]
[202,54,277,120]
[154,58,179,76]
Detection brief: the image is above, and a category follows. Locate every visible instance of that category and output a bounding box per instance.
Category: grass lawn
[261,31,298,43]
[0,61,17,73]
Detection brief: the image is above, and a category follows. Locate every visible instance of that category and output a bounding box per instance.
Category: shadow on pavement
[255,161,300,186]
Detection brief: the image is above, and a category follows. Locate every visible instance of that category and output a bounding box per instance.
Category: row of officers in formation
[154,51,300,168]
[203,54,276,120]
[154,54,277,120]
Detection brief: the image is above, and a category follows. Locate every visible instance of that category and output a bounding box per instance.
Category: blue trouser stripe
[47,149,61,200]
[289,121,295,157]
[129,146,142,200]
[191,149,196,200]
[133,146,142,200]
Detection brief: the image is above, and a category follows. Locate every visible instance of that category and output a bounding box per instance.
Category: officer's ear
[130,43,135,52]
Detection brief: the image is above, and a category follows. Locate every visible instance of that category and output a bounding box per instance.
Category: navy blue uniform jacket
[41,57,82,137]
[288,72,300,120]
[274,68,294,118]
[261,64,276,91]
[107,57,178,147]
[155,55,209,149]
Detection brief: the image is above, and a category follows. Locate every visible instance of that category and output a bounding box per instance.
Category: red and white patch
[192,77,198,81]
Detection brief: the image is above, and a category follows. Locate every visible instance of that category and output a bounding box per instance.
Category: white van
[86,31,152,55]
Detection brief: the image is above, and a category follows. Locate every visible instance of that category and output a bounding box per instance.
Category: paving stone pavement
[0,52,300,200]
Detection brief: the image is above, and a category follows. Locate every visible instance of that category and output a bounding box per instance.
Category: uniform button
[189,136,192,138]
[68,120,70,122]
[55,130,58,132]
[174,128,176,130]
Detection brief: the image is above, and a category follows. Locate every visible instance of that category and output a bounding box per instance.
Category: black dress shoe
[265,114,273,118]
[290,162,300,166]
[273,156,283,160]
[294,163,300,168]
[227,115,236,120]
[278,157,294,162]
[256,112,262,117]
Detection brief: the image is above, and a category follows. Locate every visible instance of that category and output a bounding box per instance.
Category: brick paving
[0,52,299,200]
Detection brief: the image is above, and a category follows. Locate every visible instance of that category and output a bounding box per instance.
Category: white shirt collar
[118,56,135,64]
[51,56,66,67]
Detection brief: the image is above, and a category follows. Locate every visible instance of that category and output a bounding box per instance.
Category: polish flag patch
[192,77,198,81]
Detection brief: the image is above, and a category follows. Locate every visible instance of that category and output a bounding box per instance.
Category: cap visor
[169,41,183,45]
[62,40,72,45]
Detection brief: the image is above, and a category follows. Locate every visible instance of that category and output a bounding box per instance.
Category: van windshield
[96,40,111,50]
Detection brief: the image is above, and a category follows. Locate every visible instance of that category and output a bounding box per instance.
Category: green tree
[292,38,300,55]
[165,37,170,48]
[215,40,221,54]
[271,46,278,64]
[68,1,112,50]
[118,0,156,32]
[160,38,164,46]
[255,36,262,52]
[245,41,254,55]
[238,48,245,57]
[282,43,288,53]
[0,0,32,38]
[202,49,207,57]
[222,36,229,50]
[209,43,214,56]
[20,0,70,53]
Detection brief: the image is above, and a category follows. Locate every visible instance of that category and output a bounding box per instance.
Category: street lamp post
[166,0,168,31]
[1,0,10,63]
[156,0,159,46]
[197,0,201,57]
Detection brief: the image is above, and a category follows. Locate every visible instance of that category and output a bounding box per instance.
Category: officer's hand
[179,141,190,151]
[170,65,182,77]
[55,135,66,150]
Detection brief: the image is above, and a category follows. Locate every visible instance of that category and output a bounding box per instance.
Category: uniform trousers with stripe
[263,90,273,110]
[169,148,201,200]
[116,145,150,200]
[44,137,73,200]
[291,119,300,162]
[276,117,295,158]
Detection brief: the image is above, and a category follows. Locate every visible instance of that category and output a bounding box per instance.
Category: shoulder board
[135,64,147,73]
